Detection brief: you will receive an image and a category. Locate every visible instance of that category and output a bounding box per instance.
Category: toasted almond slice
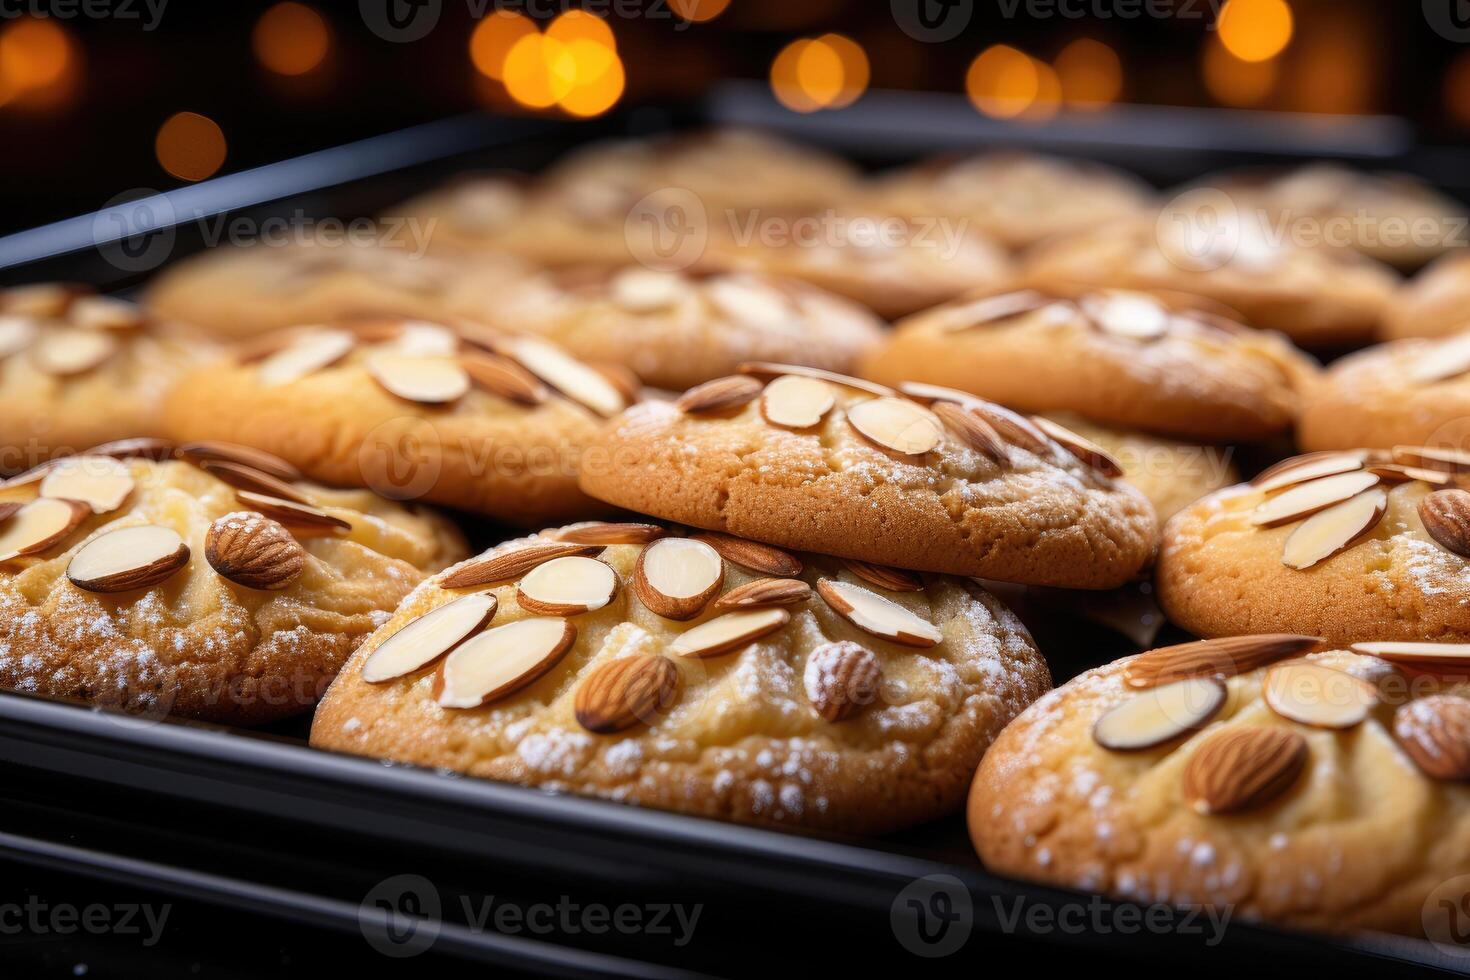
[712,577,812,611]
[931,402,1007,464]
[0,497,89,561]
[1369,463,1451,486]
[85,437,176,461]
[4,283,76,317]
[896,381,976,406]
[610,268,691,312]
[361,593,498,683]
[1092,676,1227,751]
[67,524,189,593]
[460,351,548,405]
[1080,290,1171,340]
[759,374,835,429]
[1251,470,1381,527]
[0,502,18,523]
[1253,451,1367,493]
[633,537,724,620]
[847,397,943,456]
[199,460,311,505]
[590,361,642,404]
[384,321,460,356]
[937,290,1050,332]
[234,491,351,536]
[690,532,802,577]
[706,275,797,331]
[804,640,882,722]
[1393,445,1470,473]
[499,336,626,417]
[1421,488,1470,557]
[816,578,941,648]
[440,542,602,590]
[1350,641,1470,668]
[841,558,923,593]
[670,607,791,659]
[32,328,116,376]
[0,315,37,358]
[516,555,618,616]
[1408,334,1470,384]
[546,522,667,545]
[1124,634,1321,689]
[38,456,134,514]
[1394,697,1470,780]
[676,375,763,414]
[1264,660,1379,729]
[177,442,301,482]
[69,295,146,332]
[737,362,895,397]
[574,654,680,733]
[256,329,355,386]
[433,617,576,708]
[366,353,471,404]
[968,401,1051,455]
[1183,726,1308,815]
[1281,488,1387,569]
[1032,415,1124,478]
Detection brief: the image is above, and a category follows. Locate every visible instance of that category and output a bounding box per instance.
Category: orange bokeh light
[966,45,1040,119]
[818,33,869,109]
[669,0,731,21]
[1055,38,1122,109]
[252,3,330,76]
[560,55,625,117]
[1022,57,1062,122]
[0,17,79,109]
[1203,36,1279,106]
[503,34,578,110]
[1218,0,1293,63]
[155,111,228,182]
[1448,51,1470,126]
[771,34,869,113]
[470,10,536,80]
[771,39,820,113]
[547,9,615,48]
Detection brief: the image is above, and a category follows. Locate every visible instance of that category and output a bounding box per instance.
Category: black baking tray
[0,85,1466,976]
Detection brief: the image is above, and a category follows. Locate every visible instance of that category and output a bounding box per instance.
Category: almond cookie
[578,366,1157,588]
[0,284,215,466]
[463,266,883,390]
[0,441,466,724]
[1385,251,1470,340]
[864,151,1152,251]
[1298,331,1470,451]
[863,287,1318,442]
[970,637,1470,936]
[161,319,634,524]
[311,522,1048,834]
[1156,448,1470,644]
[1025,215,1400,348]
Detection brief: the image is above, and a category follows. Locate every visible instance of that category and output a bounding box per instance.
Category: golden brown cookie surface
[1386,251,1470,340]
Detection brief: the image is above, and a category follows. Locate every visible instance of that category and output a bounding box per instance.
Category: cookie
[1384,251,1470,340]
[577,365,1157,589]
[1024,215,1400,348]
[1156,448,1470,645]
[970,636,1470,936]
[161,319,634,524]
[0,441,466,724]
[862,287,1318,442]
[0,284,215,467]
[311,522,1049,833]
[1298,331,1470,451]
[463,266,883,390]
[864,151,1152,251]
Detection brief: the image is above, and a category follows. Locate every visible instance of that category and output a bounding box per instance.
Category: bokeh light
[1203,35,1279,106]
[771,34,869,113]
[503,34,577,109]
[155,111,227,182]
[966,45,1040,119]
[480,11,625,117]
[1055,38,1122,109]
[771,39,820,112]
[560,54,625,117]
[1218,0,1293,63]
[252,3,330,76]
[819,33,869,109]
[546,9,615,49]
[470,10,536,80]
[0,17,80,110]
[1022,57,1062,122]
[669,0,731,21]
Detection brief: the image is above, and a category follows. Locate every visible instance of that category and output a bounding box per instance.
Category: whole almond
[690,532,802,577]
[1182,726,1308,815]
[575,655,680,733]
[441,542,602,590]
[1394,696,1470,780]
[712,577,812,610]
[931,402,1008,464]
[841,558,923,593]
[460,351,548,406]
[1420,489,1470,558]
[676,375,762,414]
[205,512,306,590]
[1125,634,1321,689]
[803,641,882,722]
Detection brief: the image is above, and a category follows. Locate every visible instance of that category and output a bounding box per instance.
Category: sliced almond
[937,290,1050,332]
[0,497,89,562]
[816,578,942,648]
[841,558,923,592]
[256,329,355,386]
[546,522,667,546]
[1092,676,1227,751]
[712,577,812,611]
[896,381,977,406]
[574,654,680,733]
[1350,641,1470,668]
[670,607,791,659]
[177,442,301,482]
[968,401,1051,455]
[0,460,60,490]
[803,640,882,722]
[633,537,724,620]
[234,491,351,536]
[69,295,146,332]
[759,374,835,429]
[590,361,642,404]
[1392,445,1470,474]
[1182,726,1308,815]
[1393,696,1470,780]
[1032,415,1124,478]
[67,524,189,593]
[516,555,617,616]
[738,362,895,398]
[0,315,37,358]
[706,275,797,331]
[205,512,306,590]
[4,283,76,317]
[460,351,548,406]
[1253,451,1366,493]
[38,456,134,514]
[1368,463,1451,486]
[690,532,802,577]
[433,617,576,708]
[676,375,762,415]
[1251,470,1381,527]
[367,353,471,404]
[384,321,460,356]
[610,268,691,312]
[85,437,176,461]
[847,397,943,456]
[1281,488,1387,569]
[361,593,498,683]
[1124,634,1321,689]
[1420,488,1470,558]
[931,402,1008,464]
[32,328,116,376]
[1408,334,1470,384]
[1264,660,1379,729]
[199,460,311,505]
[441,541,602,590]
[499,336,626,418]
[1081,290,1171,341]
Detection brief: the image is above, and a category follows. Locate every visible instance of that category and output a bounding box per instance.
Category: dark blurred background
[0,0,1465,234]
